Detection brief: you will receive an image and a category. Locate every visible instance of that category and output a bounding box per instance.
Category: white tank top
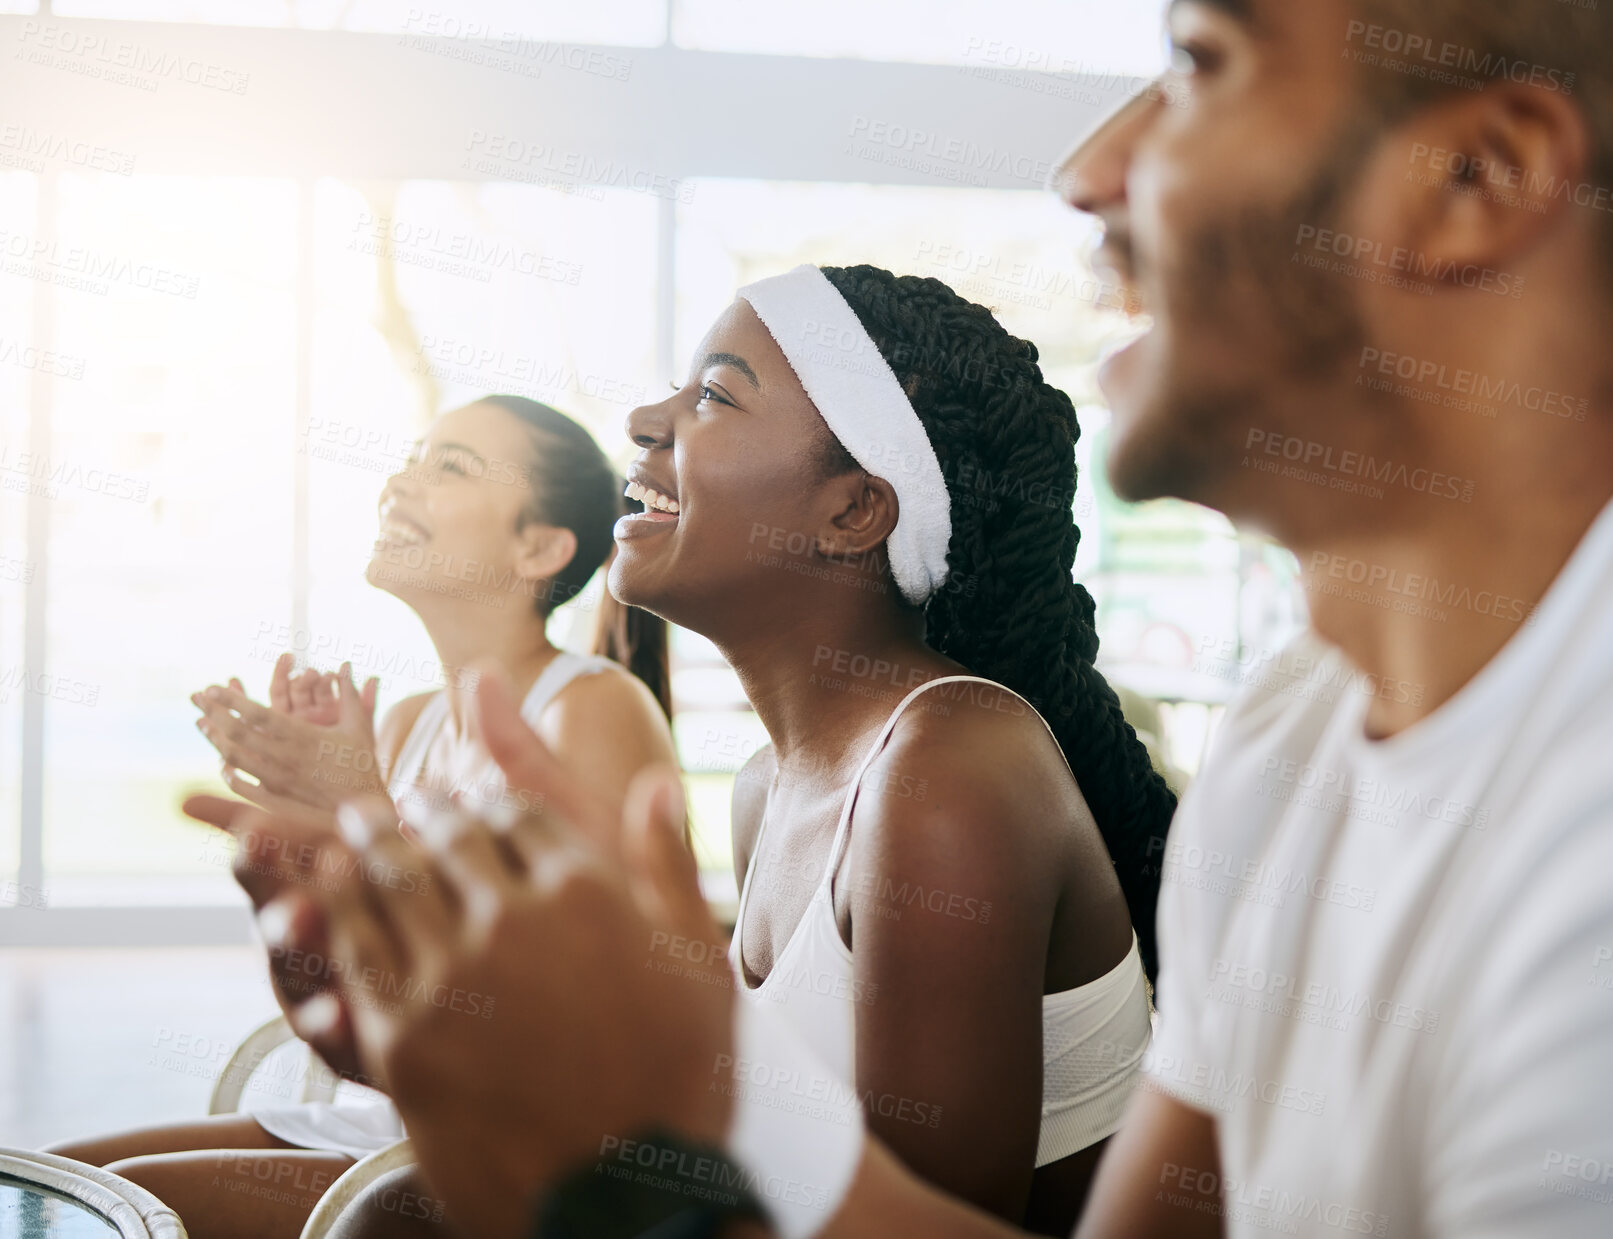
[388,651,615,831]
[251,651,613,1159]
[729,675,1153,1166]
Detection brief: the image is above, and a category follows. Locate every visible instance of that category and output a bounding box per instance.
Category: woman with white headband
[174,264,1174,1239]
[609,263,1176,1233]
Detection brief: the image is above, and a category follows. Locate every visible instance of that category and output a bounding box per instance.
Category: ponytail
[591,539,673,719]
[819,266,1177,981]
[477,394,675,718]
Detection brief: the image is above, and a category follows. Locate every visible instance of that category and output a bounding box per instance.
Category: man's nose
[1050,88,1163,215]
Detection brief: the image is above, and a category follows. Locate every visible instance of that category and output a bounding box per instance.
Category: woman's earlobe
[821,472,900,557]
[517,525,579,585]
[858,475,902,549]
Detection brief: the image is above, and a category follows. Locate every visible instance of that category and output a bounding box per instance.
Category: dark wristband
[532,1127,769,1239]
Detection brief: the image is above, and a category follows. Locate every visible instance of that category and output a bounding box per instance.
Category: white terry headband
[737,264,953,606]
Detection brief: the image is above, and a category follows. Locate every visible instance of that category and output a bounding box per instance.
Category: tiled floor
[0,947,278,1150]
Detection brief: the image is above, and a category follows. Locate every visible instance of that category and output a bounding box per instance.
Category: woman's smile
[376,498,431,548]
[623,477,680,515]
[614,508,678,538]
[617,472,680,540]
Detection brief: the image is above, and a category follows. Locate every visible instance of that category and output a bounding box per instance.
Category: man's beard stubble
[1109,115,1384,506]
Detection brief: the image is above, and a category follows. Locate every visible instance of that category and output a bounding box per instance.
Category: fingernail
[338,803,378,850]
[484,801,521,833]
[293,993,343,1039]
[190,693,202,708]
[257,901,292,947]
[206,687,223,701]
[415,805,473,849]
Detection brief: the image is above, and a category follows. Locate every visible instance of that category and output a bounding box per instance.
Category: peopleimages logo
[1357,347,1589,422]
[1208,957,1441,1035]
[0,337,88,381]
[711,1054,943,1132]
[846,116,1054,186]
[1130,1046,1328,1118]
[1260,751,1489,830]
[1308,550,1535,628]
[915,239,1142,315]
[0,125,136,175]
[0,229,202,300]
[1406,145,1613,217]
[0,666,100,707]
[1293,224,1525,299]
[16,21,251,94]
[348,213,583,286]
[597,1134,827,1212]
[1245,429,1476,503]
[1158,1163,1391,1237]
[1155,834,1379,911]
[461,132,692,202]
[1344,21,1575,94]
[1194,635,1426,708]
[400,11,633,82]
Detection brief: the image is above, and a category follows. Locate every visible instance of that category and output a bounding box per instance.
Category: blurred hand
[187,665,737,1239]
[182,790,359,1070]
[267,651,347,726]
[191,660,384,812]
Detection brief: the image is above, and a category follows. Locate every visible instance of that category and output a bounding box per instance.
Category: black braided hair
[818,265,1176,981]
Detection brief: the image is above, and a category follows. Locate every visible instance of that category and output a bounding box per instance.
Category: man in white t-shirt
[1035,3,1613,1229]
[207,1,1613,1237]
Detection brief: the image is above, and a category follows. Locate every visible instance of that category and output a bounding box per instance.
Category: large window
[302,177,661,716]
[0,172,34,904]
[42,174,298,898]
[673,0,1164,71]
[1,0,1302,936]
[51,0,668,42]
[43,0,1161,69]
[8,172,666,904]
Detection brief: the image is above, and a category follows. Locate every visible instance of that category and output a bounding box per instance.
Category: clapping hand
[191,654,383,815]
[267,651,346,726]
[183,665,737,1239]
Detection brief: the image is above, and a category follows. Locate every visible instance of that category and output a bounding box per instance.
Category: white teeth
[624,479,679,515]
[379,517,427,546]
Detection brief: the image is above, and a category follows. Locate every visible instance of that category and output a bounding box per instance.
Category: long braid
[820,265,1177,980]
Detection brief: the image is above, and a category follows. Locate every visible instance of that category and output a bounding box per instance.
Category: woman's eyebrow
[431,440,488,463]
[695,351,761,390]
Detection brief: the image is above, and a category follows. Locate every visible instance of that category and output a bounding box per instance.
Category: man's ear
[515,523,579,592]
[1357,81,1591,287]
[817,472,900,558]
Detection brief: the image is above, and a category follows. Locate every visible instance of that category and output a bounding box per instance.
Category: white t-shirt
[1147,498,1613,1238]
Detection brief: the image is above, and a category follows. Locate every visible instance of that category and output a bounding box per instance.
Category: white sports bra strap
[819,675,1028,889]
[732,673,1059,961]
[525,651,612,718]
[386,651,609,801]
